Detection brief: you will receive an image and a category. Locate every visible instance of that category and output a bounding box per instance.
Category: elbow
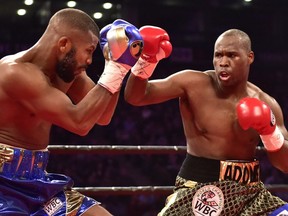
[279,166,288,174]
[97,114,113,126]
[97,119,111,126]
[124,93,133,104]
[124,91,136,105]
[72,123,92,136]
[125,99,138,106]
[272,163,288,174]
[75,128,90,137]
[124,94,141,106]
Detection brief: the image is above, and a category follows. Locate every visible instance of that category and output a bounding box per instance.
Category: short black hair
[50,8,100,38]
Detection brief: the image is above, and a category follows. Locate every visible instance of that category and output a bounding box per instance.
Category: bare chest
[181,96,238,134]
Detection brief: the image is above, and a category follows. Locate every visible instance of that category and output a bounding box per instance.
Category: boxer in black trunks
[124,28,288,215]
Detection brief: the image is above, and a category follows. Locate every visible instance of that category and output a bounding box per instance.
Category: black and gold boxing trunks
[158,153,288,216]
[0,144,99,216]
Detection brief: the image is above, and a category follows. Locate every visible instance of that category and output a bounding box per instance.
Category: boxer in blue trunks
[0,8,143,215]
[124,27,288,215]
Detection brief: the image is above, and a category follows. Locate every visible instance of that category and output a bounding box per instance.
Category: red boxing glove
[237,97,275,134]
[236,97,284,151]
[131,26,172,79]
[140,26,172,63]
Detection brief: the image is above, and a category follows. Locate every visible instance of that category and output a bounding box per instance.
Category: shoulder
[0,60,43,84]
[170,69,211,82]
[247,82,280,109]
[247,82,271,101]
[0,58,48,100]
[168,69,214,91]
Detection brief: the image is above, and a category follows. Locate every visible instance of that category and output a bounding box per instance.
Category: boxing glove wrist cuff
[98,60,130,94]
[131,56,158,79]
[260,126,284,152]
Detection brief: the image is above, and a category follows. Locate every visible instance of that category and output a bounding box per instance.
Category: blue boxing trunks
[0,144,99,216]
[158,153,287,216]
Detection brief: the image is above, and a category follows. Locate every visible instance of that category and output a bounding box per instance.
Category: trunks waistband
[178,153,260,185]
[0,144,49,180]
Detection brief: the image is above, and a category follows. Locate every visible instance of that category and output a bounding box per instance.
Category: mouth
[219,71,230,81]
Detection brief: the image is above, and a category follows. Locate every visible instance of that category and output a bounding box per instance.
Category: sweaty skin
[0,8,118,216]
[0,16,118,151]
[125,29,288,173]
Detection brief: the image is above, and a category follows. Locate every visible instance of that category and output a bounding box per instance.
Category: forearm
[64,85,113,135]
[124,74,149,105]
[267,140,288,173]
[124,25,172,106]
[97,91,120,125]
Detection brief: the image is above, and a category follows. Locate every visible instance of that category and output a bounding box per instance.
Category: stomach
[0,126,51,150]
[186,132,258,161]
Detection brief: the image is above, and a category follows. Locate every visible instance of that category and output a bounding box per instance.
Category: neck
[216,81,248,100]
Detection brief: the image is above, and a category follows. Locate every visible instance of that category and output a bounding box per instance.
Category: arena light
[67,1,77,8]
[103,2,113,9]
[93,12,103,19]
[17,9,27,16]
[24,0,33,6]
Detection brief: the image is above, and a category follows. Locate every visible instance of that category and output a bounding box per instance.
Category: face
[213,35,254,87]
[56,31,97,83]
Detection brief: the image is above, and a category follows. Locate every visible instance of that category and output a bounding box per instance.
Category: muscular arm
[67,73,119,125]
[261,94,288,173]
[2,63,118,135]
[124,70,193,106]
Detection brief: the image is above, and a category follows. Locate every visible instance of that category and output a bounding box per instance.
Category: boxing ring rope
[48,145,288,196]
[73,186,175,196]
[48,145,187,155]
[72,185,288,196]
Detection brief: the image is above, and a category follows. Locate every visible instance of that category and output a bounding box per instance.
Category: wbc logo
[192,185,224,216]
[43,197,63,216]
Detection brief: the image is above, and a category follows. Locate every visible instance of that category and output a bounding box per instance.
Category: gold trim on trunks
[219,160,260,185]
[65,189,85,216]
[0,144,14,172]
[0,143,49,178]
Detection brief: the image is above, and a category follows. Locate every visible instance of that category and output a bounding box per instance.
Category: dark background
[1,0,288,215]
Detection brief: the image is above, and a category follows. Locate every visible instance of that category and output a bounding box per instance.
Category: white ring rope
[72,185,288,196]
[48,145,264,154]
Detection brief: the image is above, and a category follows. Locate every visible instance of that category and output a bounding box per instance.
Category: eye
[87,49,93,55]
[228,53,236,58]
[214,53,222,58]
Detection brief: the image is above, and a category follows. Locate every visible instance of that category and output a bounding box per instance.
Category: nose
[86,57,92,65]
[219,56,228,67]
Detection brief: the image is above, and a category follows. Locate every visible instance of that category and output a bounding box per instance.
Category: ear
[248,51,254,64]
[58,36,72,53]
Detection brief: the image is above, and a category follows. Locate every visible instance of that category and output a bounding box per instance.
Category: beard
[56,48,77,83]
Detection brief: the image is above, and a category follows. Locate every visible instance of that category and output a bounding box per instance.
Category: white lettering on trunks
[43,197,63,216]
